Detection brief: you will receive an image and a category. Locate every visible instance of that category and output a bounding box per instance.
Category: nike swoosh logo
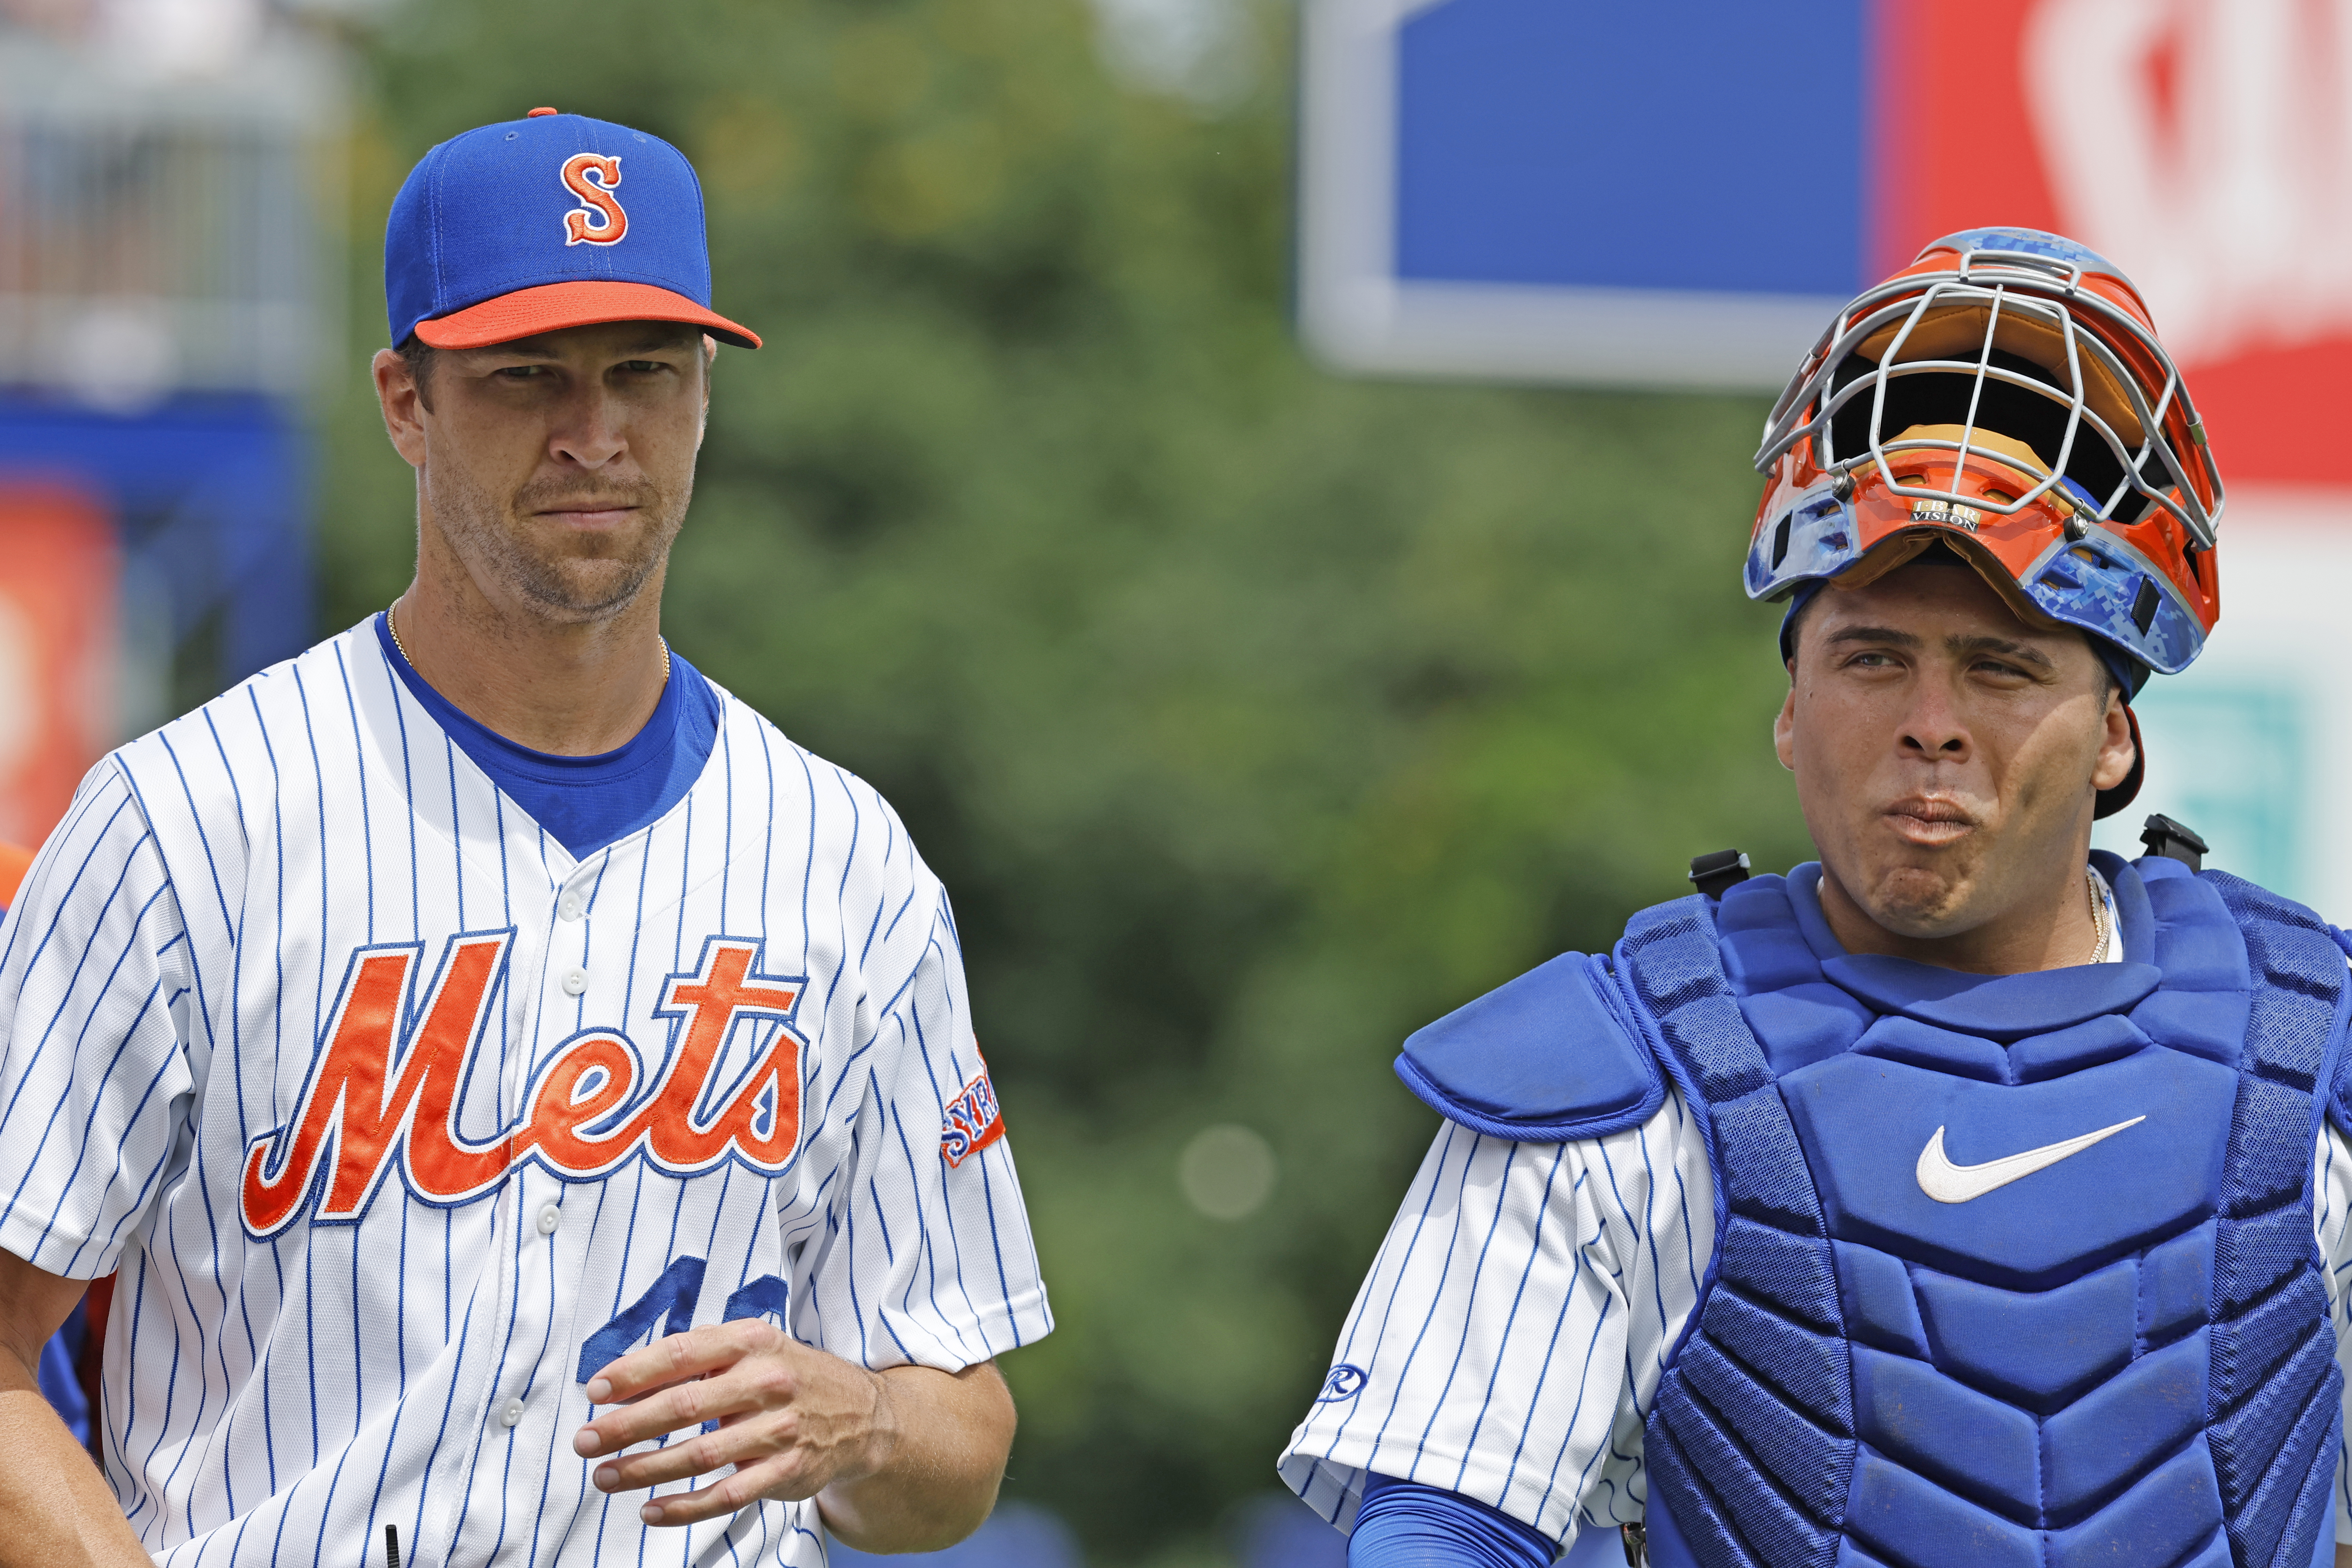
[1914,1115,2147,1204]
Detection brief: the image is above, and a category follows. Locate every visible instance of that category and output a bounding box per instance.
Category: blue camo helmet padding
[1752,227,2228,817]
[1777,568,2147,697]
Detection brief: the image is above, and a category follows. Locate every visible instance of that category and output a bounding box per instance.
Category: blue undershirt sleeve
[1348,1473,1559,1568]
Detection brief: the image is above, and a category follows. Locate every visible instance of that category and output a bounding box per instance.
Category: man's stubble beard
[1859,799,2068,942]
[429,461,689,624]
[1848,820,1995,938]
[1864,864,1975,938]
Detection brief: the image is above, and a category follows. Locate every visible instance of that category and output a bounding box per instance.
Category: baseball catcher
[1279,229,2352,1568]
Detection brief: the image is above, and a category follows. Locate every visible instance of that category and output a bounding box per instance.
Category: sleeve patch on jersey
[940,1067,1005,1169]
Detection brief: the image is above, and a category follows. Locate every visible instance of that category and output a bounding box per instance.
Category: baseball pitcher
[0,109,1050,1566]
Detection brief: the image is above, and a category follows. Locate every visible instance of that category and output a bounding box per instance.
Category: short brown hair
[396,333,437,411]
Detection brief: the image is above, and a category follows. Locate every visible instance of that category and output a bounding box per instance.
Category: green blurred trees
[316,1,1816,1560]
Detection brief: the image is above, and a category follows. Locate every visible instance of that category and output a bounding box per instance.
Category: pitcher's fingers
[590,1413,792,1494]
[577,1365,772,1457]
[636,1452,819,1527]
[583,1322,767,1403]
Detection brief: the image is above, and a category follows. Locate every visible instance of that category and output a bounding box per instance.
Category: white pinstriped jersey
[1279,879,2352,1553]
[0,619,1051,1566]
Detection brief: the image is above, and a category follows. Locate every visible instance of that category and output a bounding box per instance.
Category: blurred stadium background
[5,0,2347,1564]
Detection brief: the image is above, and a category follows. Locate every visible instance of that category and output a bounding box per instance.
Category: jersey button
[537,1202,562,1236]
[559,893,585,922]
[561,967,588,996]
[501,1398,526,1427]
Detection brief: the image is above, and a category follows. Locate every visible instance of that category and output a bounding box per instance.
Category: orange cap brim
[413,280,759,350]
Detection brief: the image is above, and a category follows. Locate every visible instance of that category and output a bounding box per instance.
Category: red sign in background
[0,482,118,847]
[1874,0,2352,484]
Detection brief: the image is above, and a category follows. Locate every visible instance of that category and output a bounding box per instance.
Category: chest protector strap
[1626,856,2351,1568]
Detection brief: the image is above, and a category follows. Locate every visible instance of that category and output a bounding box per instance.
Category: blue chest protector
[1396,854,2352,1568]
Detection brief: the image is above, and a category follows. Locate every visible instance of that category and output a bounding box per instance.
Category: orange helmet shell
[1749,228,2221,675]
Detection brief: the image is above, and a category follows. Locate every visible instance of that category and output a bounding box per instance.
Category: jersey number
[576,1256,792,1387]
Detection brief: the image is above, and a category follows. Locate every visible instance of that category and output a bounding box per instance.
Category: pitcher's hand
[573,1320,894,1526]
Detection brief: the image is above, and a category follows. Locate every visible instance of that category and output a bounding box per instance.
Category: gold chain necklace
[386,606,670,682]
[2085,867,2111,965]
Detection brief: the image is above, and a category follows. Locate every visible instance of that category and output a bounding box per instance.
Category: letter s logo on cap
[560,152,627,247]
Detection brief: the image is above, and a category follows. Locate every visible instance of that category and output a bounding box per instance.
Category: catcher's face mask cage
[1748,227,2222,676]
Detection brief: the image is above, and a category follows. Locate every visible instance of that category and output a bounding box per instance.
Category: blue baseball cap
[385,107,759,352]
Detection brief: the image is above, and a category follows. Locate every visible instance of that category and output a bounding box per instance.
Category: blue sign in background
[1394,0,1867,296]
[0,394,313,701]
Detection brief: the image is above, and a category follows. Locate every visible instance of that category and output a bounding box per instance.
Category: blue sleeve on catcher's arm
[1348,1474,1557,1568]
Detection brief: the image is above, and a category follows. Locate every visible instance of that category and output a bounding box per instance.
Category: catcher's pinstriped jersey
[0,617,1050,1565]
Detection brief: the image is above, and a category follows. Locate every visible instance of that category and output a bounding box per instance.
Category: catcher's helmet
[1749,227,2220,693]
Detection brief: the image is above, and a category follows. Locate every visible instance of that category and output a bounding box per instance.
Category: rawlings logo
[239,933,806,1237]
[560,152,628,246]
[1316,1364,1367,1403]
[939,1064,1005,1169]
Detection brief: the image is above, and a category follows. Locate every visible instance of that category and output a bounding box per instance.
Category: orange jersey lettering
[240,932,806,1236]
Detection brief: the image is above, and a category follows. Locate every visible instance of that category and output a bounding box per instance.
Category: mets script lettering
[240,933,807,1238]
